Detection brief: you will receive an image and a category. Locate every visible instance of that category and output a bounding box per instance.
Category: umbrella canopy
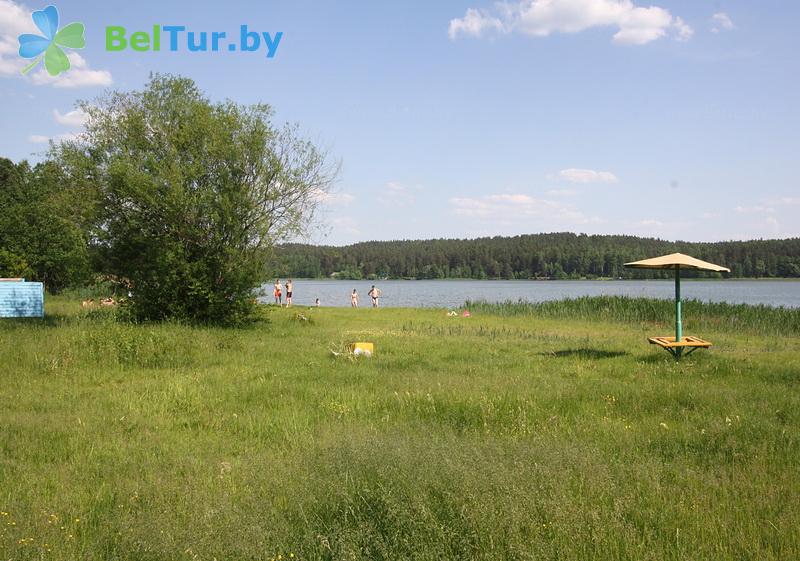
[624,253,730,273]
[624,253,729,358]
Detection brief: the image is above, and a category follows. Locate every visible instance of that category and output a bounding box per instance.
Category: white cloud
[636,218,663,227]
[311,188,355,206]
[53,131,79,142]
[27,131,80,144]
[326,192,356,205]
[449,193,600,225]
[544,188,576,197]
[0,0,38,75]
[765,216,780,236]
[331,216,360,236]
[53,108,88,127]
[448,8,505,39]
[29,107,89,145]
[624,217,701,239]
[710,12,735,34]
[757,196,800,208]
[557,168,618,183]
[379,181,422,206]
[0,1,112,87]
[689,199,800,240]
[767,197,800,206]
[734,205,775,215]
[449,0,692,45]
[30,52,112,88]
[713,200,800,239]
[673,17,693,42]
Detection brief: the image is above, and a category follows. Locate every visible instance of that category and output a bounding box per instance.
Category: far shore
[278,276,800,282]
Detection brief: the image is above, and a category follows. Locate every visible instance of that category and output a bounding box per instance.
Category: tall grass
[465,295,800,335]
[1,297,798,560]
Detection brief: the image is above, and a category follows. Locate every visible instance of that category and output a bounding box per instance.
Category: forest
[3,155,800,290]
[272,234,800,280]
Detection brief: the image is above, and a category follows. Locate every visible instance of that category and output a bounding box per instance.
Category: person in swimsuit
[368,285,379,308]
[285,279,293,307]
[351,289,358,308]
[274,279,282,305]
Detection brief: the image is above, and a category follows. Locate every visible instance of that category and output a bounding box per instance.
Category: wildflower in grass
[17,5,85,76]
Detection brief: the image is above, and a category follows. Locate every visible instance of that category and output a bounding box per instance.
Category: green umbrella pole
[675,266,683,358]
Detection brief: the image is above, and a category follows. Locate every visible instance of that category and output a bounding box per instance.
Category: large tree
[0,158,92,290]
[55,74,335,323]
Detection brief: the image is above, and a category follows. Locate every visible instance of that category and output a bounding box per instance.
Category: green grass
[1,296,799,560]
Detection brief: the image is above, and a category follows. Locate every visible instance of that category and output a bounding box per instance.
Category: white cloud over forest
[449,0,693,45]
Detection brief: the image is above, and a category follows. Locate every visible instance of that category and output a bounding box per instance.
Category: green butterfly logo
[18,5,85,76]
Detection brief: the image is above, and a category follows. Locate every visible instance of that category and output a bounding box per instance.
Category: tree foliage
[55,74,334,323]
[0,157,91,290]
[273,233,800,280]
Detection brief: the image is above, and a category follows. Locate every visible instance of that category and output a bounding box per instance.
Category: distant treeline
[272,234,800,280]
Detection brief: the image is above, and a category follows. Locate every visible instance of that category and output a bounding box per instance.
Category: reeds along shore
[465,296,800,335]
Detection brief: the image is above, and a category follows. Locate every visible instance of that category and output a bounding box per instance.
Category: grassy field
[1,297,798,561]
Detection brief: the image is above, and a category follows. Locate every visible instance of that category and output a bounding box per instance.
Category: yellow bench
[648,336,712,358]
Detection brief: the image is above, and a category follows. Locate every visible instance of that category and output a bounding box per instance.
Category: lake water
[260,279,800,309]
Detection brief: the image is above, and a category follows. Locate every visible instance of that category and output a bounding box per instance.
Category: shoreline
[279,277,800,282]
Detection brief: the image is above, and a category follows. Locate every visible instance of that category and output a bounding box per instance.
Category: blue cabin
[0,280,44,318]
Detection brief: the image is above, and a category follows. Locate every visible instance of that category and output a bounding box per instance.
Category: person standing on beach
[285,279,293,307]
[273,279,282,306]
[351,289,359,308]
[368,285,380,308]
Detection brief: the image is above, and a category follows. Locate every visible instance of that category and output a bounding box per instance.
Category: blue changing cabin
[0,280,44,318]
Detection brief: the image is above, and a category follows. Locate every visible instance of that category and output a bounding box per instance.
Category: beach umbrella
[624,253,730,357]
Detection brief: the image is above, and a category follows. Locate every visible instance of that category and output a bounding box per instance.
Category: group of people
[80,297,117,308]
[351,285,380,308]
[271,280,381,308]
[273,279,294,307]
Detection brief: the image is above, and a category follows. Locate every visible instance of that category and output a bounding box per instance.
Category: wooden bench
[648,336,712,358]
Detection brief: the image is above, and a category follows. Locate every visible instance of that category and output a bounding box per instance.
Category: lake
[260,279,800,309]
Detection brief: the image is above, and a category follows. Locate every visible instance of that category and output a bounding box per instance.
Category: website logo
[105,25,283,58]
[18,5,85,77]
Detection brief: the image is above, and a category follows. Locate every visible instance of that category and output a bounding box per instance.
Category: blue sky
[1,0,798,245]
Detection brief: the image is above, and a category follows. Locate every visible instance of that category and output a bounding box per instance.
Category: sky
[1,0,798,245]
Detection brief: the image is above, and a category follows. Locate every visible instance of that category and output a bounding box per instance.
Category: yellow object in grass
[348,342,374,357]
